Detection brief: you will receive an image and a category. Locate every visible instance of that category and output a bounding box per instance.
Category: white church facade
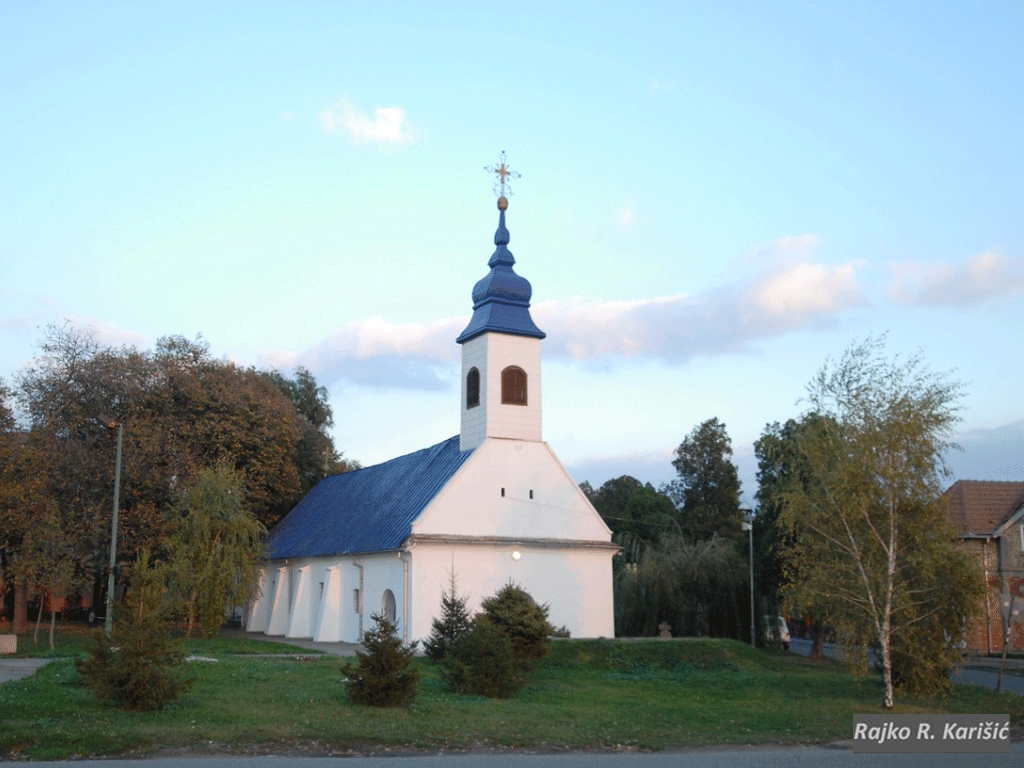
[246,178,617,643]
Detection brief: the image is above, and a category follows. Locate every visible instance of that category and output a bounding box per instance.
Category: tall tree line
[0,323,352,634]
[584,417,747,639]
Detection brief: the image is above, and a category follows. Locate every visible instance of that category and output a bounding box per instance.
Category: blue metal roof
[265,435,473,559]
[456,206,545,344]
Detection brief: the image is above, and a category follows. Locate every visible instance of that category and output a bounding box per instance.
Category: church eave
[456,304,546,344]
[405,533,621,551]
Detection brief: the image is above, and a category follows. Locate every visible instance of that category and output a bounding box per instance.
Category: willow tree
[780,335,981,708]
[614,534,745,638]
[165,463,266,637]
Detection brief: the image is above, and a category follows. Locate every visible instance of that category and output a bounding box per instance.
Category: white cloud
[319,99,418,145]
[0,292,62,332]
[648,78,675,96]
[947,419,1024,482]
[745,260,866,322]
[615,199,635,228]
[259,316,462,391]
[566,447,676,488]
[263,257,867,390]
[538,258,866,362]
[65,315,148,349]
[887,251,1024,307]
[742,234,821,266]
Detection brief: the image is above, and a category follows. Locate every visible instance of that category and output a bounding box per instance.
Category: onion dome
[456,198,546,344]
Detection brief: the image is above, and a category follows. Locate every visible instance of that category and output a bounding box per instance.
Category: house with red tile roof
[944,480,1024,653]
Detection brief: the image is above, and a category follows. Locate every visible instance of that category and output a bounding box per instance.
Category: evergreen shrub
[423,571,471,663]
[479,581,555,672]
[440,615,521,698]
[76,553,193,711]
[341,613,420,707]
[437,581,555,698]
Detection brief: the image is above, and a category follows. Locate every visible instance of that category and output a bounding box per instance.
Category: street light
[740,505,755,648]
[97,415,123,636]
[997,592,1021,693]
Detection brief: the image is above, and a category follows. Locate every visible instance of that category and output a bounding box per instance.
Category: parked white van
[764,615,790,649]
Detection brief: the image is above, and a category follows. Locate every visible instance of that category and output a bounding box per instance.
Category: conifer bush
[479,581,555,673]
[423,571,471,663]
[437,582,555,698]
[341,613,420,707]
[439,614,521,698]
[76,553,193,711]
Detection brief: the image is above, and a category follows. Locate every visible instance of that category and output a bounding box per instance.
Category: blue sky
[2,1,1022,501]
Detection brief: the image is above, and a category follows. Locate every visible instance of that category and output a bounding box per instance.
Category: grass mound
[544,637,779,673]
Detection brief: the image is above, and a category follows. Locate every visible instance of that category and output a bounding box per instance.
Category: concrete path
[220,628,363,656]
[0,657,55,684]
[0,631,359,686]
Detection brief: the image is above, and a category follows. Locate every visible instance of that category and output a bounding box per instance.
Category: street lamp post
[741,506,755,648]
[997,593,1021,693]
[98,416,123,636]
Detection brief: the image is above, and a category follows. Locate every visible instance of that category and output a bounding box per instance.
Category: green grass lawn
[2,632,1022,760]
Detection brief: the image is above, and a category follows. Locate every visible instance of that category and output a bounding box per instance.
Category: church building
[246,162,617,642]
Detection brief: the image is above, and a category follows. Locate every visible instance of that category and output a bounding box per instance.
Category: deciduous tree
[582,475,677,567]
[164,463,266,637]
[755,416,833,652]
[779,335,982,707]
[665,417,742,541]
[614,534,746,638]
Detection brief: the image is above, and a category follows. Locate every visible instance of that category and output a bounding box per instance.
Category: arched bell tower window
[501,365,527,406]
[466,367,480,408]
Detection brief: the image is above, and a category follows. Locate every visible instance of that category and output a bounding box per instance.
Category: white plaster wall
[259,539,614,643]
[356,552,410,641]
[285,565,314,639]
[408,543,614,641]
[266,565,291,636]
[246,567,272,633]
[261,553,410,642]
[460,333,542,451]
[460,336,487,451]
[314,564,345,642]
[414,439,612,541]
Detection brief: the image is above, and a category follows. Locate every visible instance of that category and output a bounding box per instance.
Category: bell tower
[457,154,545,452]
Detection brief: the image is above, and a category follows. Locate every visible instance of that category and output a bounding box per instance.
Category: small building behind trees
[944,479,1024,654]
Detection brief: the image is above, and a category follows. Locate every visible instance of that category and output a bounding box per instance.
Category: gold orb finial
[497,196,508,210]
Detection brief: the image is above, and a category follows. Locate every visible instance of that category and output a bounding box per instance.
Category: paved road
[788,638,1024,695]
[2,747,1022,768]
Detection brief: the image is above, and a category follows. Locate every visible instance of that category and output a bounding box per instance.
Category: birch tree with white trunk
[779,335,980,708]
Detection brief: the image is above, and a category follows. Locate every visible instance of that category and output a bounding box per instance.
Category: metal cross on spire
[485,151,520,202]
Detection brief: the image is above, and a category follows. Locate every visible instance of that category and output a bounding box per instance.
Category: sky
[2,1,1022,503]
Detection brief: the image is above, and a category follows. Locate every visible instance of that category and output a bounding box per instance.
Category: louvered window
[466,367,480,408]
[501,365,527,405]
